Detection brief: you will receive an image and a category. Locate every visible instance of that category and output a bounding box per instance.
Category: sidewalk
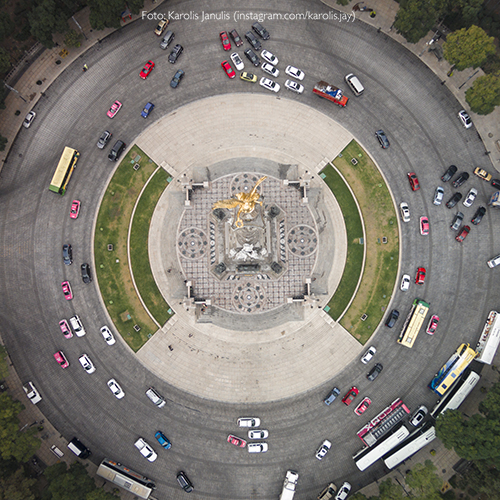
[321,0,500,172]
[0,0,165,171]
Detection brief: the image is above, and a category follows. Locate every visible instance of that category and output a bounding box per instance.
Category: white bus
[476,311,500,364]
[353,426,410,471]
[96,459,156,499]
[430,371,480,419]
[383,424,436,469]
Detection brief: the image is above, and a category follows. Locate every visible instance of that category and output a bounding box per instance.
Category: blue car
[324,387,341,406]
[155,431,171,449]
[141,102,154,118]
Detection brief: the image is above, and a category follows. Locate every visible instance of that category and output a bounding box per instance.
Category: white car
[248,442,268,453]
[409,405,428,427]
[23,381,42,404]
[399,202,410,222]
[285,80,304,94]
[107,378,125,399]
[238,417,261,427]
[335,482,352,500]
[248,429,269,439]
[487,254,500,268]
[100,325,116,345]
[361,346,376,364]
[315,439,331,460]
[230,52,244,70]
[78,354,96,374]
[261,62,279,78]
[458,109,473,129]
[69,315,86,337]
[400,274,411,291]
[260,49,278,65]
[463,187,477,207]
[433,186,444,205]
[134,438,158,462]
[259,77,280,93]
[23,111,36,128]
[285,65,305,80]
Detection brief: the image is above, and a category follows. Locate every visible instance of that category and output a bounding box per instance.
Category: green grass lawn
[130,168,173,326]
[94,145,161,352]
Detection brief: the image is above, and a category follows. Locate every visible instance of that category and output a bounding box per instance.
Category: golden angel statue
[212,176,267,228]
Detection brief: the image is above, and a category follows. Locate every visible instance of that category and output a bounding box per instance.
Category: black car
[168,44,183,64]
[367,363,383,381]
[244,48,260,67]
[450,211,464,231]
[177,471,193,493]
[441,164,457,182]
[97,130,112,149]
[62,244,73,265]
[252,22,270,40]
[385,309,399,328]
[170,69,184,88]
[375,129,390,149]
[81,263,92,284]
[245,31,261,50]
[108,140,126,162]
[471,206,486,225]
[492,179,500,189]
[446,192,462,208]
[452,172,469,188]
[229,29,243,46]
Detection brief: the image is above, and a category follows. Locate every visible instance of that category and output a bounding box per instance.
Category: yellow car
[240,71,257,83]
[473,167,492,182]
[154,19,169,36]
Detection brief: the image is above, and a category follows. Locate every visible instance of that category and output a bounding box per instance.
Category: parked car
[78,354,96,374]
[285,65,305,80]
[261,49,278,65]
[243,48,260,66]
[248,442,268,453]
[62,244,73,265]
[176,471,193,493]
[107,378,125,399]
[415,267,426,285]
[487,254,500,268]
[81,263,92,283]
[408,172,420,191]
[375,129,390,149]
[59,319,72,339]
[252,22,270,39]
[23,111,36,128]
[230,52,244,70]
[248,429,269,439]
[69,315,86,337]
[23,381,42,404]
[446,192,462,208]
[492,179,500,189]
[54,351,69,368]
[342,387,359,406]
[463,188,477,208]
[141,102,155,117]
[245,31,261,50]
[139,60,155,79]
[399,202,410,222]
[456,225,470,242]
[155,431,172,449]
[237,417,260,427]
[70,200,81,219]
[409,405,428,427]
[285,80,304,94]
[227,434,246,448]
[221,60,235,79]
[367,363,383,381]
[473,167,492,182]
[229,29,243,46]
[134,438,157,462]
[335,482,352,500]
[106,100,122,118]
[97,130,112,149]
[261,62,279,78]
[100,325,116,345]
[259,77,280,93]
[471,206,486,225]
[240,71,257,83]
[170,70,184,88]
[361,346,376,364]
[451,211,464,231]
[452,172,469,188]
[354,397,372,416]
[420,216,429,235]
[160,30,174,49]
[61,281,73,300]
[168,44,183,63]
[315,439,332,460]
[385,309,399,328]
[441,165,457,182]
[426,315,440,335]
[458,109,472,129]
[154,19,168,36]
[219,31,231,51]
[400,274,411,291]
[324,387,341,405]
[433,186,444,205]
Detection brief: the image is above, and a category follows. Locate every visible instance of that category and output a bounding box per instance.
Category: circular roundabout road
[0,1,498,498]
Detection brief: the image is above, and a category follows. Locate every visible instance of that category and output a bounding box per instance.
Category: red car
[426,315,440,335]
[61,280,73,300]
[140,60,155,79]
[219,31,231,51]
[106,100,122,118]
[408,172,420,191]
[221,60,235,79]
[54,351,69,369]
[415,267,426,285]
[420,216,429,235]
[342,387,359,406]
[227,434,246,448]
[70,200,80,219]
[456,225,470,242]
[354,397,372,416]
[59,319,73,339]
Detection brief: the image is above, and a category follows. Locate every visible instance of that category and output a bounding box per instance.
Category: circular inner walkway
[134,94,365,403]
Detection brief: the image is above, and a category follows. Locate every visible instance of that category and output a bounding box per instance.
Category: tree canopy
[28,0,69,48]
[443,25,496,71]
[394,0,443,44]
[405,460,442,500]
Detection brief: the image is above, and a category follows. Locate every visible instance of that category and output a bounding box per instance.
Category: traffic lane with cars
[0,0,498,497]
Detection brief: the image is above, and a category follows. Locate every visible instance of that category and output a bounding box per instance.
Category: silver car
[335,482,352,500]
[433,186,444,205]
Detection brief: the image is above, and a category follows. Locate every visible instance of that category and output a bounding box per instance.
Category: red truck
[313,80,349,107]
